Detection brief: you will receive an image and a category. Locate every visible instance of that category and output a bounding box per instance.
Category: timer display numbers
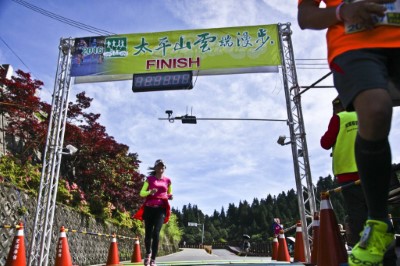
[132,71,193,92]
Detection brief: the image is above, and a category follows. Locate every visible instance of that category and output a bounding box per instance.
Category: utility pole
[188,222,205,245]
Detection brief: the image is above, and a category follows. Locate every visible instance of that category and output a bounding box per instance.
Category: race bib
[344,0,400,33]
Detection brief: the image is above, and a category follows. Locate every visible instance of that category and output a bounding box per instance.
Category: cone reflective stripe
[277,229,290,262]
[55,226,72,266]
[131,237,142,263]
[310,212,320,265]
[6,222,26,266]
[106,234,121,266]
[317,193,347,266]
[271,236,279,260]
[293,220,306,262]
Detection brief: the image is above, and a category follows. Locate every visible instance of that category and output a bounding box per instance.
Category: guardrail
[178,241,274,256]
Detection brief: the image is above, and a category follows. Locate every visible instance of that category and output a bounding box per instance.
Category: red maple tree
[0,68,145,219]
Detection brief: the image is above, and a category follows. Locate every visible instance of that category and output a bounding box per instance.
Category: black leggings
[341,183,368,247]
[143,206,166,260]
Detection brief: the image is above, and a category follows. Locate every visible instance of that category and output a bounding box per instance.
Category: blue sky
[1,0,399,216]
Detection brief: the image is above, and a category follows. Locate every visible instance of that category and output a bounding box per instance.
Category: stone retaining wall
[0,184,176,265]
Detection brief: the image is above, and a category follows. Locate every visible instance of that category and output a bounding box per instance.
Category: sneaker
[348,220,395,266]
[150,259,157,266]
[143,254,151,266]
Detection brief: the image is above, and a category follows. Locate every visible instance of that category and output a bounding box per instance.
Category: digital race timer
[132,71,193,93]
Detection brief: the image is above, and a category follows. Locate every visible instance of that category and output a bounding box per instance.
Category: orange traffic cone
[277,229,291,262]
[106,233,121,266]
[131,237,142,263]
[55,226,72,266]
[5,222,26,266]
[293,220,306,262]
[317,193,347,266]
[271,236,279,260]
[310,212,320,265]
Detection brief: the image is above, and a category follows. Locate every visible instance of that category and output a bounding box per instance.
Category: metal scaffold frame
[26,24,316,264]
[278,23,317,261]
[28,38,73,266]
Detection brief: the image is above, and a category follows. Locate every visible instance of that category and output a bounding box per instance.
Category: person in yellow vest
[321,97,366,248]
[321,97,397,264]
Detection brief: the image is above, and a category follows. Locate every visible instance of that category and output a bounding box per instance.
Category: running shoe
[348,219,395,266]
[143,254,151,266]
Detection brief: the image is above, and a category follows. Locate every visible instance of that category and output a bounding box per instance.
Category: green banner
[71,24,281,83]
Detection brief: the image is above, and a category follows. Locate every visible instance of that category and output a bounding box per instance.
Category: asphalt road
[122,248,305,265]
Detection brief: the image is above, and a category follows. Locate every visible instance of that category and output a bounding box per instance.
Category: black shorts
[331,48,400,111]
[143,206,166,221]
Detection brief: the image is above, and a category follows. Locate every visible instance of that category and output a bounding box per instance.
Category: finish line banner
[70,24,281,84]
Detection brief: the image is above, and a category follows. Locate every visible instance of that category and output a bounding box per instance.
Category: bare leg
[353,89,392,141]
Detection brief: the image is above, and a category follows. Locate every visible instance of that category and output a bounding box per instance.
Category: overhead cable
[11,0,116,36]
[298,72,333,96]
[0,36,32,73]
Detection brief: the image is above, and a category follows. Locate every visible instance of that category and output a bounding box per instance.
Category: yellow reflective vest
[332,111,358,175]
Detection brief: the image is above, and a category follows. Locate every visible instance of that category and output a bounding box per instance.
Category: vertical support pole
[277,23,317,262]
[28,38,74,266]
[202,223,204,245]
